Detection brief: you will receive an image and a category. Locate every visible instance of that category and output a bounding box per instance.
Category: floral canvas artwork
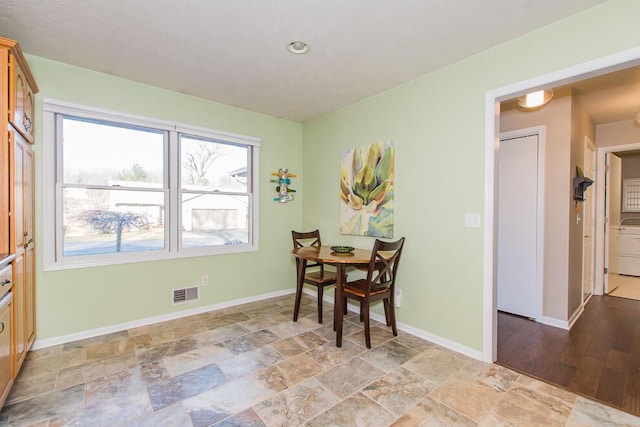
[340,141,394,237]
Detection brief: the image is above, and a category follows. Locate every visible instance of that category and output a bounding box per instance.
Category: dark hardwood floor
[497,295,640,417]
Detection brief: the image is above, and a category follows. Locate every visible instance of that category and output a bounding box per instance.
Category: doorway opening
[483,46,640,363]
[597,144,640,301]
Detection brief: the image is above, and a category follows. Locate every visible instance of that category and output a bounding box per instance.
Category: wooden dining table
[292,245,373,347]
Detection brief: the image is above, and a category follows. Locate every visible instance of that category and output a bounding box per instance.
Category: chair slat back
[292,230,323,269]
[365,237,405,293]
[292,230,322,249]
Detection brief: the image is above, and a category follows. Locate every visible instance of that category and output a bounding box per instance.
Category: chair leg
[383,299,391,326]
[333,288,337,332]
[317,286,324,324]
[343,297,348,315]
[388,298,398,336]
[364,299,371,348]
[359,301,364,322]
[293,260,306,322]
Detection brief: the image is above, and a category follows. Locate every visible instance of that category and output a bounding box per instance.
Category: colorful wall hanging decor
[272,168,297,203]
[340,141,394,237]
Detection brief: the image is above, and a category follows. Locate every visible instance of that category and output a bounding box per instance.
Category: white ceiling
[0,0,617,123]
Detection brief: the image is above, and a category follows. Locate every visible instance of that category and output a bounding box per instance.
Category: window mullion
[169,130,180,254]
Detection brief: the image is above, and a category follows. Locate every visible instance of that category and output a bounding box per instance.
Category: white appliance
[617,225,640,276]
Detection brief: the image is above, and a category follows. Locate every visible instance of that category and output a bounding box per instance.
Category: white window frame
[43,99,260,270]
[623,178,640,212]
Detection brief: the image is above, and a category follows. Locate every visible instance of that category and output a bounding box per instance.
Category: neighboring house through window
[43,99,259,270]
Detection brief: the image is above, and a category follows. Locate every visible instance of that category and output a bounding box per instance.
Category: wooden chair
[292,230,338,323]
[341,237,405,348]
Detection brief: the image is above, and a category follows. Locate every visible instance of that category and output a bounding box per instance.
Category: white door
[582,137,596,300]
[604,152,622,294]
[498,134,538,318]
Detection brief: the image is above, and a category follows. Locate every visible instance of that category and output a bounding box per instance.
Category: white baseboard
[32,288,295,350]
[35,287,482,362]
[312,289,484,361]
[567,304,585,329]
[537,303,585,331]
[539,316,569,330]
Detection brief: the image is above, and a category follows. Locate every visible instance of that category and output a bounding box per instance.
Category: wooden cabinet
[0,292,13,406]
[0,36,38,408]
[8,43,36,143]
[10,131,35,370]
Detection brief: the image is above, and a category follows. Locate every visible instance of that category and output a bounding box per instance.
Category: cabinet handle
[0,322,4,334]
[0,279,10,287]
[23,113,32,131]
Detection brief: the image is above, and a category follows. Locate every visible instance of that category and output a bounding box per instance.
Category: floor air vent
[173,286,199,304]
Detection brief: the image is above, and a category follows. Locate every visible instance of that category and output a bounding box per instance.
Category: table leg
[335,264,345,347]
[293,259,307,322]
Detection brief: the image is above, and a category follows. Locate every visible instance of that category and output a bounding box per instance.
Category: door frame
[483,46,640,363]
[498,128,545,322]
[582,136,596,302]
[595,144,640,295]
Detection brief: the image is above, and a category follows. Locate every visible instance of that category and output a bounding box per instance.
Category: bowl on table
[330,245,355,255]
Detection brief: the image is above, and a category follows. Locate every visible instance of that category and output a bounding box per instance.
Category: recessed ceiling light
[517,89,554,109]
[287,41,309,55]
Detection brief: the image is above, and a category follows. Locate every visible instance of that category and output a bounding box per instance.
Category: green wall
[302,0,640,351]
[28,0,640,351]
[28,56,304,341]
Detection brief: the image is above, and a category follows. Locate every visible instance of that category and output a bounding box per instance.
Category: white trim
[42,99,261,271]
[499,126,546,324]
[311,289,484,361]
[33,288,293,350]
[567,304,584,329]
[484,45,640,363]
[582,136,597,302]
[43,98,175,131]
[538,303,583,331]
[176,122,261,147]
[36,287,483,361]
[42,98,262,147]
[539,316,569,330]
[43,111,57,270]
[594,142,640,295]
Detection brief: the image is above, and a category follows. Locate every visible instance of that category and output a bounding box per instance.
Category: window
[623,178,640,212]
[44,100,259,270]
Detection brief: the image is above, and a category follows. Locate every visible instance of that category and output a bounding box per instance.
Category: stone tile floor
[2,293,640,426]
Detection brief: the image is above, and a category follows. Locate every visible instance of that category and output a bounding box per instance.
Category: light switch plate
[465,213,481,228]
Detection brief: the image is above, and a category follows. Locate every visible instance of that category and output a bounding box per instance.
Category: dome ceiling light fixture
[517,89,554,109]
[287,41,310,55]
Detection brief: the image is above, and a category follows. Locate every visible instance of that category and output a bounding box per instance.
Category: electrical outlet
[202,275,209,286]
[464,213,481,228]
[395,288,402,307]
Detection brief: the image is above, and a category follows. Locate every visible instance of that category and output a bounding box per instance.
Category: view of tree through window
[61,117,166,256]
[180,135,249,248]
[51,111,257,267]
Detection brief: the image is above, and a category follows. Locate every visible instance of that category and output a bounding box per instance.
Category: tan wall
[596,120,640,148]
[596,120,640,223]
[568,94,596,318]
[500,93,572,322]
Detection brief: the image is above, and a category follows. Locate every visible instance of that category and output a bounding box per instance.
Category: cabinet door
[24,245,34,347]
[0,294,12,407]
[12,254,25,368]
[9,132,25,253]
[24,147,35,346]
[9,53,35,143]
[9,131,33,371]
